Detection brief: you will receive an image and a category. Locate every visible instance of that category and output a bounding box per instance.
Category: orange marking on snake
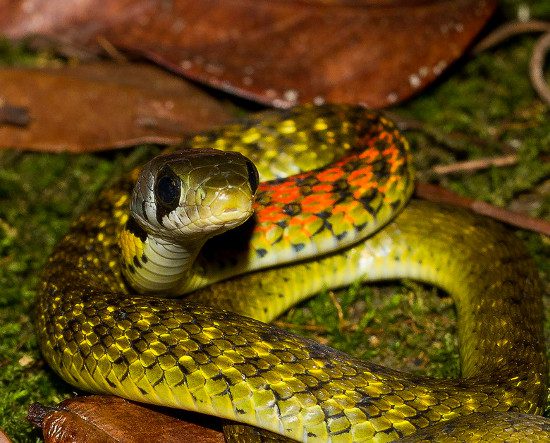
[333,202,361,226]
[301,194,335,214]
[288,217,305,227]
[348,167,374,188]
[316,167,346,183]
[269,181,302,205]
[286,214,319,237]
[311,183,333,193]
[382,144,405,174]
[359,147,381,162]
[255,204,286,224]
[245,113,411,257]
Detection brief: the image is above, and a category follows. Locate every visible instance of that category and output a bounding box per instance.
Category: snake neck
[120,230,200,294]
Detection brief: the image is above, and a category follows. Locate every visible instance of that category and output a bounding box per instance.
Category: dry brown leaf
[0,62,232,152]
[0,0,497,108]
[28,395,225,443]
[0,428,13,443]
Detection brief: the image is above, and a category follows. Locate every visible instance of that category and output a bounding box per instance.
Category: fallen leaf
[0,428,13,443]
[0,62,232,152]
[28,395,225,443]
[0,0,497,108]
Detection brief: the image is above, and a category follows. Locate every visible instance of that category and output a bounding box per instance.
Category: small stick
[96,35,128,63]
[273,321,328,332]
[328,290,347,331]
[472,20,550,54]
[431,154,518,175]
[530,32,550,105]
[470,20,550,106]
[415,182,550,236]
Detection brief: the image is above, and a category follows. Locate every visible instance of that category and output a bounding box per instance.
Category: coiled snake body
[37,105,548,441]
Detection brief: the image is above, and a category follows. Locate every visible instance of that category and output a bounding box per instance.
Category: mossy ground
[1,2,549,441]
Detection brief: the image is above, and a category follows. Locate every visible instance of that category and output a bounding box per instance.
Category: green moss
[0,149,157,439]
[279,283,459,379]
[1,2,549,440]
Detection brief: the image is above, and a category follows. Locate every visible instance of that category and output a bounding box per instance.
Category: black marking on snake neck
[126,215,147,242]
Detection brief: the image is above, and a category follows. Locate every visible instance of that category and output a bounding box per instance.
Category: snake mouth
[202,186,254,226]
[188,159,257,230]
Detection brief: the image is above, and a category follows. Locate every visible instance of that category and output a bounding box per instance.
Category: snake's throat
[120,234,198,294]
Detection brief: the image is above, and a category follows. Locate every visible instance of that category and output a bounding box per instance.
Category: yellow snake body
[37,105,548,441]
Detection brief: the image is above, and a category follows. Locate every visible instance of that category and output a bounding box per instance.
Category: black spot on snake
[335,231,347,241]
[276,220,288,228]
[125,215,147,242]
[138,386,148,395]
[283,203,301,216]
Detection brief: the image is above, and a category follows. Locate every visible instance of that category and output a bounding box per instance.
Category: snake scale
[37,105,548,441]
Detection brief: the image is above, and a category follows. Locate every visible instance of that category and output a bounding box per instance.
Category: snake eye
[155,167,181,210]
[246,160,259,194]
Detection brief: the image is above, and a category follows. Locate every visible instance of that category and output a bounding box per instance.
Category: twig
[328,290,346,331]
[431,154,518,175]
[530,32,550,106]
[415,182,550,236]
[472,20,550,54]
[96,36,128,63]
[471,20,550,106]
[272,321,328,332]
[382,111,425,132]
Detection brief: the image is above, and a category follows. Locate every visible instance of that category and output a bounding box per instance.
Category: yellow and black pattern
[119,215,147,274]
[37,105,549,441]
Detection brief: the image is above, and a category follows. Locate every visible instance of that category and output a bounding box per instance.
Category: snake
[36,104,549,442]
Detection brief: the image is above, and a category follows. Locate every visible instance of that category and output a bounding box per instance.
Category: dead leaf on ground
[0,0,497,108]
[0,428,13,443]
[28,395,225,443]
[0,62,232,152]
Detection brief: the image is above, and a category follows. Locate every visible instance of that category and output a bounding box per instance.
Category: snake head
[131,148,259,244]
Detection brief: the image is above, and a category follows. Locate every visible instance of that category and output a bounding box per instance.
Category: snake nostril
[246,160,260,194]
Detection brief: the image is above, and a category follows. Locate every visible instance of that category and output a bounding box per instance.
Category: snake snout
[191,153,258,227]
[202,177,254,225]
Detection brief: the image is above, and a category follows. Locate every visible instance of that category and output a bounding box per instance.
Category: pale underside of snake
[37,105,548,442]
